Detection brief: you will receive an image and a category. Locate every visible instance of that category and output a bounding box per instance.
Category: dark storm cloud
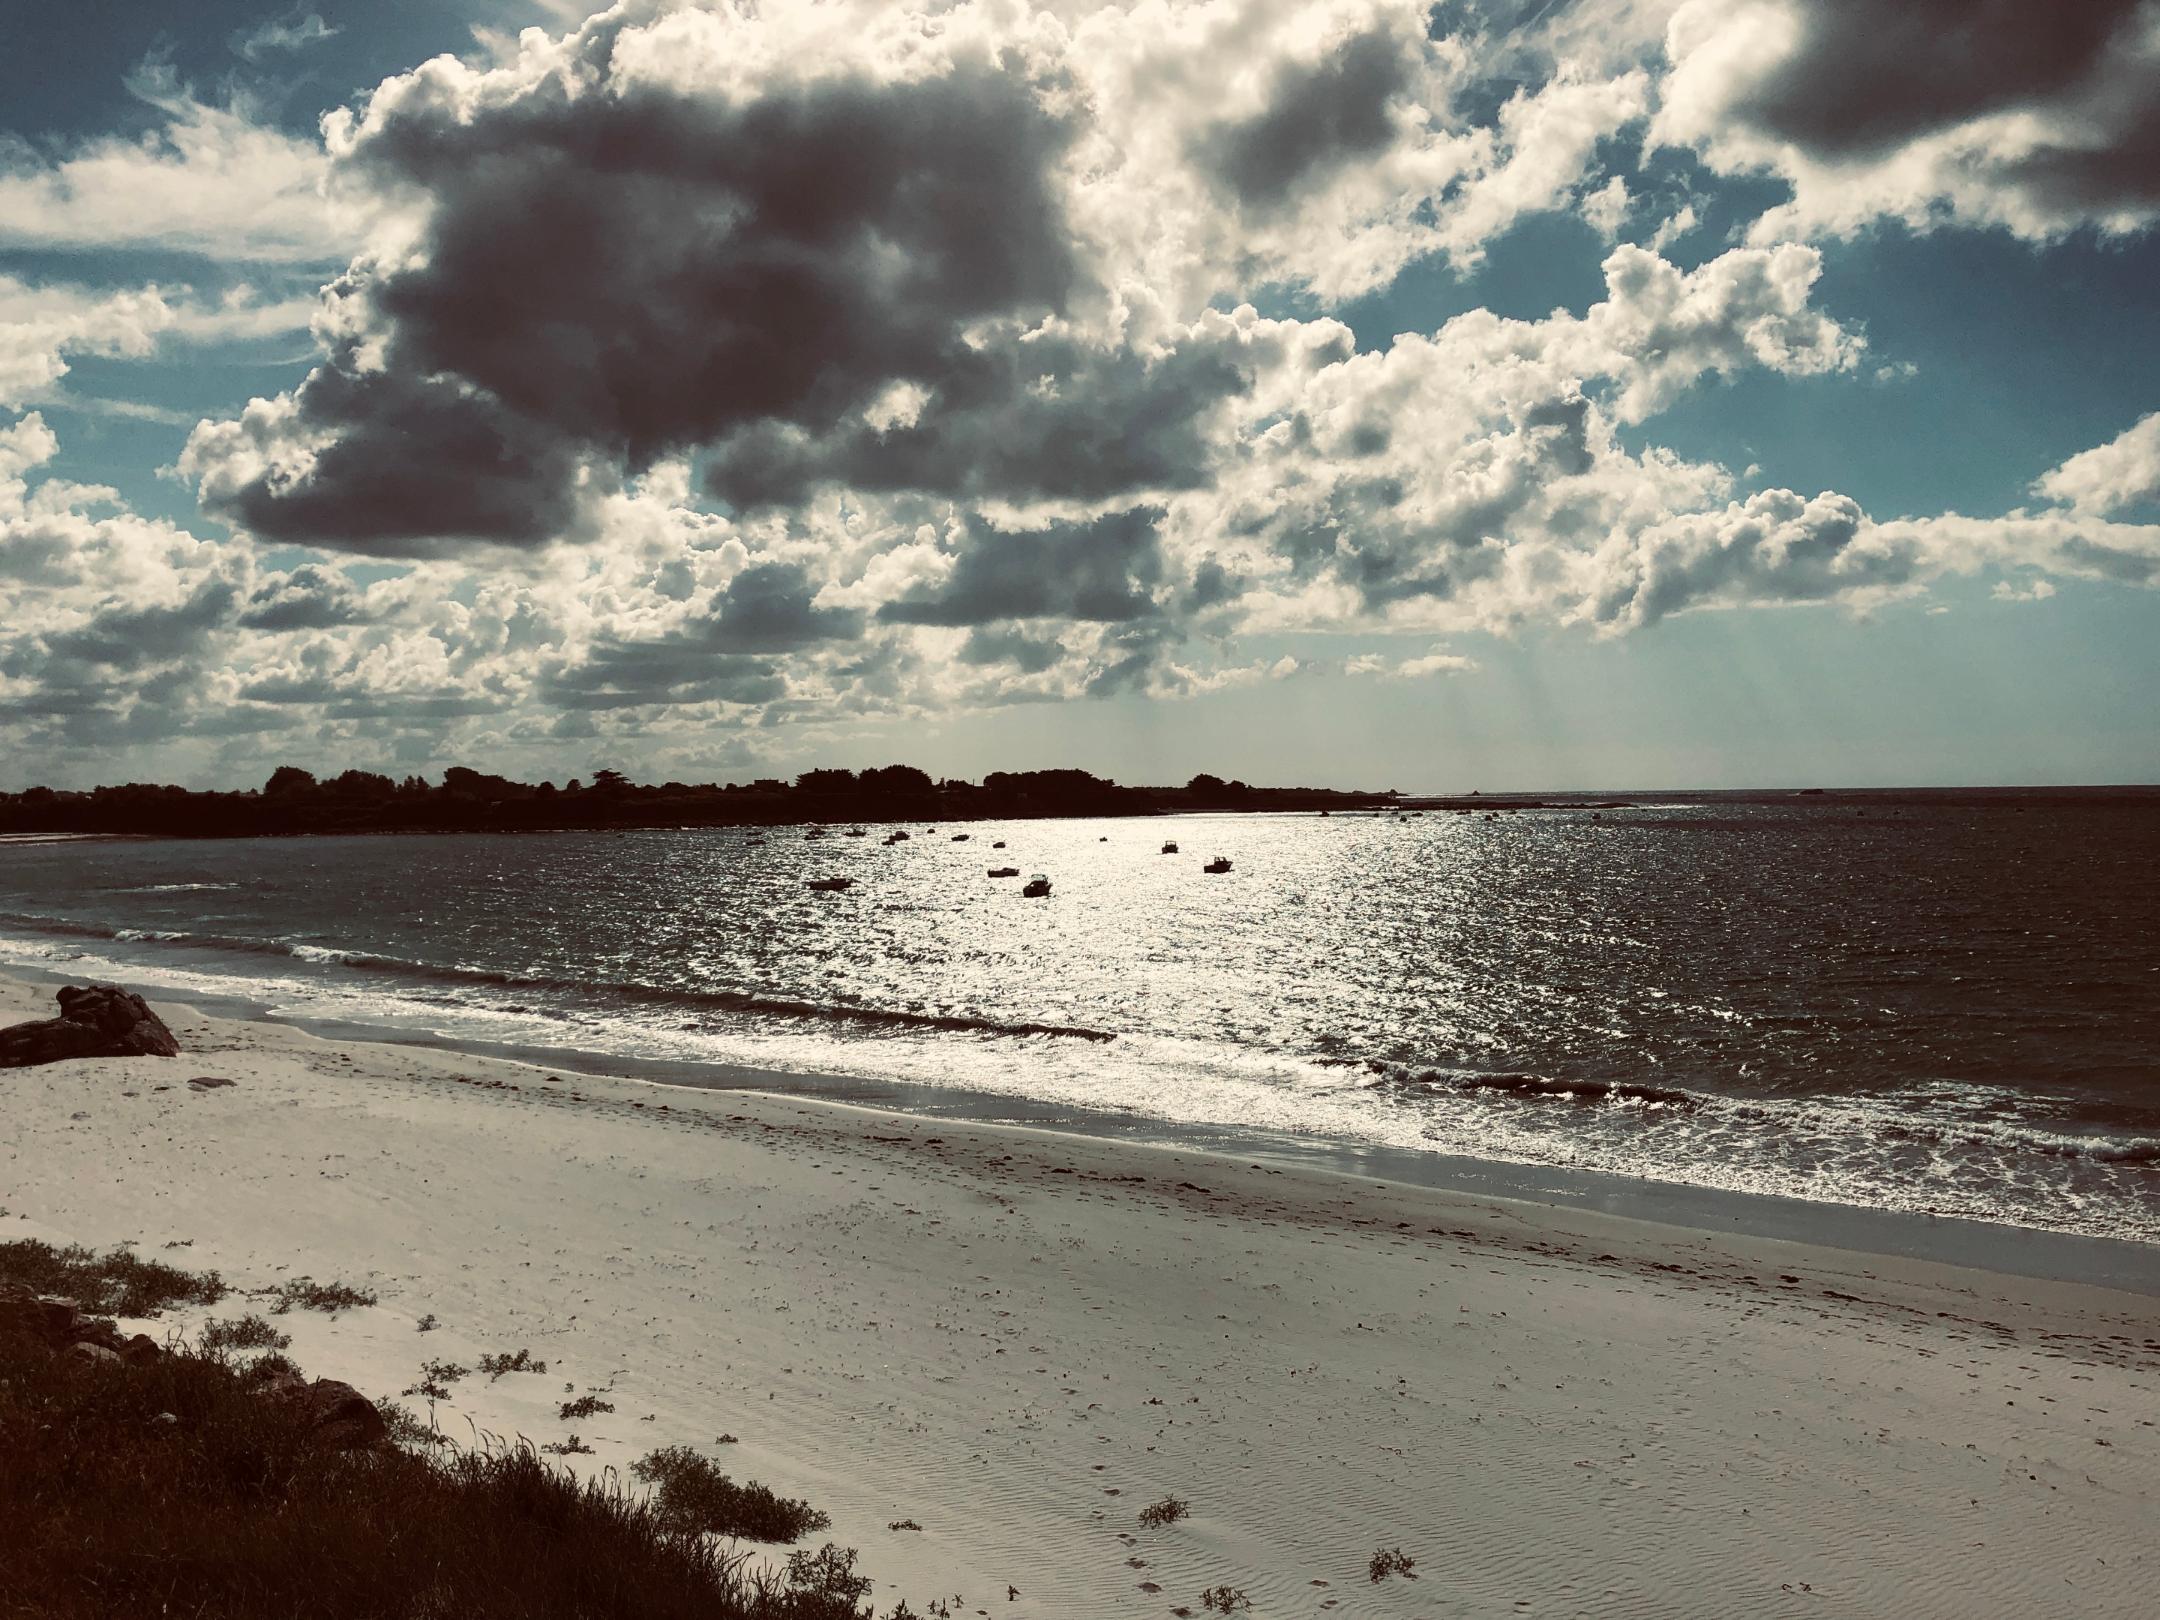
[704,333,1249,508]
[198,27,1089,552]
[878,508,1165,628]
[701,561,864,654]
[536,562,855,712]
[1719,0,2160,221]
[1739,0,2141,157]
[199,350,595,555]
[40,575,238,671]
[237,564,372,630]
[958,624,1066,674]
[1199,27,1412,208]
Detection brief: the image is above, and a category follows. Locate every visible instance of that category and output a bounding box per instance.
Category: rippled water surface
[3,794,2156,1242]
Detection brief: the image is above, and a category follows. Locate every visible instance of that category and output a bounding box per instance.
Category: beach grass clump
[266,1276,377,1315]
[1199,1586,1250,1614]
[477,1348,547,1381]
[0,1329,874,1618]
[0,1238,226,1317]
[200,1314,291,1354]
[1138,1495,1190,1528]
[1368,1545,1417,1581]
[561,1394,615,1420]
[631,1445,832,1543]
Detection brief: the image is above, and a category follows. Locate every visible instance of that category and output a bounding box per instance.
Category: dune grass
[0,1325,875,1618]
[0,1238,225,1316]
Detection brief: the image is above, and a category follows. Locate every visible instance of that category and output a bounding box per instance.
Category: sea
[2,790,2156,1250]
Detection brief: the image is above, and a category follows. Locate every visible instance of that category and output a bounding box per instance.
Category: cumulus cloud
[2033,413,2160,516]
[1656,0,2160,240]
[3,0,2155,782]
[180,0,1652,553]
[0,276,316,410]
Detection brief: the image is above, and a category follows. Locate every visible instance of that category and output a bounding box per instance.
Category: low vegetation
[1199,1587,1250,1614]
[1369,1545,1418,1582]
[402,1359,468,1401]
[631,1446,833,1543]
[561,1394,615,1421]
[200,1315,291,1354]
[0,1238,225,1317]
[0,1327,877,1617]
[477,1348,547,1381]
[1138,1495,1190,1528]
[266,1276,378,1315]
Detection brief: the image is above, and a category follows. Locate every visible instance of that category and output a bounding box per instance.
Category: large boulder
[0,984,179,1067]
[257,1372,390,1449]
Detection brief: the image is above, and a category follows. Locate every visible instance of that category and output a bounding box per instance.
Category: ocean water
[2,794,2156,1245]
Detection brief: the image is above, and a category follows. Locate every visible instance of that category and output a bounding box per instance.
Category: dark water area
[2,790,2156,1247]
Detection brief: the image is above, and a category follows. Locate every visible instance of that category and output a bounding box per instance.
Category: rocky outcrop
[1,1280,387,1446]
[257,1371,391,1448]
[0,1282,159,1365]
[0,984,179,1067]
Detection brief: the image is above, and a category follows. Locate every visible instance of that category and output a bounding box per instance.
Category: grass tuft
[266,1277,377,1315]
[0,1329,874,1618]
[631,1445,832,1543]
[1199,1586,1250,1614]
[477,1348,547,1381]
[200,1315,291,1355]
[1138,1495,1190,1528]
[561,1394,615,1421]
[0,1238,225,1317]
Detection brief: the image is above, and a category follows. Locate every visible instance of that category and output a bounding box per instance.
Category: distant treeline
[0,765,1395,838]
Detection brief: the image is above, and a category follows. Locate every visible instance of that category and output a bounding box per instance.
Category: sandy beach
[3,973,2154,1618]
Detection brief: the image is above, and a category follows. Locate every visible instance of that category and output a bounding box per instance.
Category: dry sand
[2,974,2155,1617]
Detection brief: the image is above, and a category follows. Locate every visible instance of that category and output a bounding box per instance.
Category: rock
[0,1284,85,1346]
[0,983,180,1067]
[68,1341,124,1366]
[121,1333,162,1366]
[188,1076,235,1090]
[259,1373,389,1449]
[150,1411,180,1427]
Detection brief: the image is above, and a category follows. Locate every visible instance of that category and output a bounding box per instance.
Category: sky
[2,0,2157,793]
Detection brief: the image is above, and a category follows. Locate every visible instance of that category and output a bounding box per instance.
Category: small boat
[805,826,826,839]
[1098,836,1108,842]
[890,830,910,841]
[747,836,766,846]
[1022,874,1052,897]
[988,866,1020,878]
[845,827,866,837]
[1203,856,1232,873]
[805,876,852,892]
[992,840,1006,849]
[952,833,970,842]
[1160,841,1178,854]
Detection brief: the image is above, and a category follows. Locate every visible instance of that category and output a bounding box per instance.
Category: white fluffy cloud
[0,71,360,264]
[2033,414,2160,517]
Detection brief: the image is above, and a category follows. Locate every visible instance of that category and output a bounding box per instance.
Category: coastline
[4,971,2157,1615]
[3,950,2151,1295]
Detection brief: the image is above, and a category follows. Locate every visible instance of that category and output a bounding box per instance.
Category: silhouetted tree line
[0,764,1391,839]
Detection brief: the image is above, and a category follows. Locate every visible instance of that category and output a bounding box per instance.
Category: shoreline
[3,952,2152,1294]
[4,972,2158,1614]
